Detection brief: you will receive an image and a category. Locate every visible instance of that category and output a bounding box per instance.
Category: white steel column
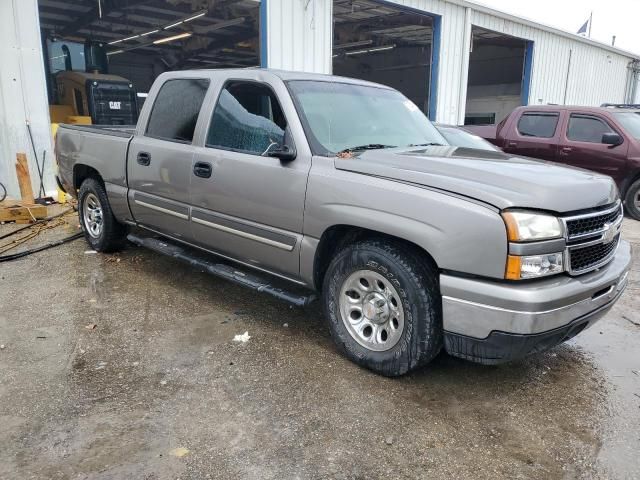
[265,0,332,74]
[0,0,54,200]
[456,6,472,125]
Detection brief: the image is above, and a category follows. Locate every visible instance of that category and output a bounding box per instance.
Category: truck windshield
[613,112,640,140]
[287,80,447,155]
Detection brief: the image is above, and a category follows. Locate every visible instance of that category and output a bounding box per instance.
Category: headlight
[502,211,563,241]
[506,253,564,280]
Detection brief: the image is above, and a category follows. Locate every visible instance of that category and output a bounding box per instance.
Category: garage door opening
[464,26,532,125]
[38,0,261,125]
[332,0,437,117]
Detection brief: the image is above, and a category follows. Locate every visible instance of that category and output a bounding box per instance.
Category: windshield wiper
[337,144,397,154]
[408,142,445,147]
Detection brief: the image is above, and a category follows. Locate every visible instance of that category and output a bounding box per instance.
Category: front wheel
[625,179,640,220]
[322,239,442,376]
[78,178,127,252]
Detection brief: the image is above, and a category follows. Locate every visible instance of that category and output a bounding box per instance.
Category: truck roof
[154,68,393,90]
[513,105,640,114]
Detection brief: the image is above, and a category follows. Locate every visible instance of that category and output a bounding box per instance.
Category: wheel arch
[621,167,640,194]
[621,167,640,218]
[73,164,104,191]
[311,224,440,291]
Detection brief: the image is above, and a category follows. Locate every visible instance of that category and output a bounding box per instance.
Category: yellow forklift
[48,40,139,126]
[47,39,139,203]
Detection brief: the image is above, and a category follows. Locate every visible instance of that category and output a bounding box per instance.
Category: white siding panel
[266,0,332,74]
[0,0,54,199]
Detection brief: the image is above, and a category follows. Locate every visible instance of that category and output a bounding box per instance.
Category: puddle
[572,314,640,478]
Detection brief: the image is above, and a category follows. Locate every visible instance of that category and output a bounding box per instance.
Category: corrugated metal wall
[470,8,632,109]
[0,0,54,199]
[266,0,637,125]
[265,0,333,74]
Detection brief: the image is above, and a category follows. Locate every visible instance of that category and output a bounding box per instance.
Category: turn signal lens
[505,255,522,280]
[505,253,564,280]
[502,211,563,241]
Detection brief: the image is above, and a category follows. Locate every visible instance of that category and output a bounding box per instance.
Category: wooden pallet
[0,201,48,223]
[0,152,49,223]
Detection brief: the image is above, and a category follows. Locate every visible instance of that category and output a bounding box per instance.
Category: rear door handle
[560,147,573,155]
[193,161,212,179]
[507,142,517,148]
[137,152,151,166]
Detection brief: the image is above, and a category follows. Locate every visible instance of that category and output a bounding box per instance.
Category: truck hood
[334,146,618,212]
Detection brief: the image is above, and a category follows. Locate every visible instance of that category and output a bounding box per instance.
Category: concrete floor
[0,210,638,480]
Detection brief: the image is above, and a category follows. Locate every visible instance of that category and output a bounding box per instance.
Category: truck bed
[56,123,134,197]
[59,124,136,138]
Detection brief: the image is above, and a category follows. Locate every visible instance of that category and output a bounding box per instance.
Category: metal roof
[38,0,261,69]
[333,0,433,49]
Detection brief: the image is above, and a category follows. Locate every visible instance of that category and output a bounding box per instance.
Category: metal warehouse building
[1,0,639,199]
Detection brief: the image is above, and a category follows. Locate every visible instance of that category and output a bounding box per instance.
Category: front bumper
[441,240,631,364]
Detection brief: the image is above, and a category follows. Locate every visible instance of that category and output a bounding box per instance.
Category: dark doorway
[332,0,435,116]
[465,26,530,125]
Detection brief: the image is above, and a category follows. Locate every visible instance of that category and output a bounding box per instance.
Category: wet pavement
[0,210,638,479]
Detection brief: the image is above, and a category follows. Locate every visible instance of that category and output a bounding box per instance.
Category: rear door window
[146,78,210,143]
[517,112,559,138]
[567,114,615,143]
[206,81,286,155]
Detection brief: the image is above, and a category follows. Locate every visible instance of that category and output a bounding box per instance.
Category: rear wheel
[78,178,127,252]
[322,239,442,376]
[625,179,640,220]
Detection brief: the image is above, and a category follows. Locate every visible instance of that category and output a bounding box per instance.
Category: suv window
[146,78,209,143]
[517,112,559,138]
[567,114,615,143]
[207,81,286,155]
[613,112,640,140]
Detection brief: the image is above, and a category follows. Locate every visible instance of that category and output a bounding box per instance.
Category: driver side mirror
[265,127,297,161]
[267,144,297,161]
[602,132,623,147]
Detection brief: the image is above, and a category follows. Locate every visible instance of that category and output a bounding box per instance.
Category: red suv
[464,105,640,219]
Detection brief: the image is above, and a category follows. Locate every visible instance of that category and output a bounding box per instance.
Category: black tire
[322,239,442,377]
[78,178,127,252]
[625,179,640,220]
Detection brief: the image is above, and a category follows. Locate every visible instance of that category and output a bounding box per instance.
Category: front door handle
[193,161,212,179]
[507,142,517,148]
[560,147,573,156]
[137,152,151,166]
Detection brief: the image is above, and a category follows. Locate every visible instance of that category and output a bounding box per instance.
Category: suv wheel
[322,239,442,376]
[625,179,640,220]
[78,178,127,252]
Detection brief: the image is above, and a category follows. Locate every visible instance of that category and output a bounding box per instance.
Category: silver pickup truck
[56,69,631,376]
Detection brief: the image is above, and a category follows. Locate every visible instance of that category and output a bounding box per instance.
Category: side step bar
[127,233,316,307]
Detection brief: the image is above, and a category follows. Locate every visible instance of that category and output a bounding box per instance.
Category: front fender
[302,164,508,284]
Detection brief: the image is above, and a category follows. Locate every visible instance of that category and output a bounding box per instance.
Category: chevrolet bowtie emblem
[602,222,618,244]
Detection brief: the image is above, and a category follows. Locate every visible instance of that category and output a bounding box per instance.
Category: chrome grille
[566,205,621,238]
[569,235,620,274]
[562,201,623,275]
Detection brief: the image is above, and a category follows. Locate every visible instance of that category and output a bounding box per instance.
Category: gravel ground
[0,209,638,479]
